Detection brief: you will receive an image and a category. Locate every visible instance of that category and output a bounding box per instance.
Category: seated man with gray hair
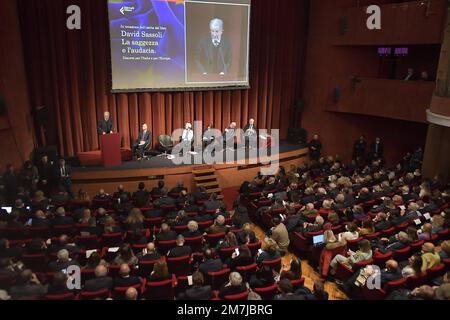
[218,272,248,299]
[48,248,79,272]
[206,215,229,234]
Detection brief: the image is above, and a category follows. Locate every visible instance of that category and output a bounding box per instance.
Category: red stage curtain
[18,0,308,156]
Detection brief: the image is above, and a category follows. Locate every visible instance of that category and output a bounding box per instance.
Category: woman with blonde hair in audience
[439,240,450,260]
[125,207,144,231]
[78,208,92,224]
[431,215,444,234]
[257,238,281,264]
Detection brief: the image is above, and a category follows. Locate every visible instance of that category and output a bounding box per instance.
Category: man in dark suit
[369,137,384,162]
[203,193,221,211]
[97,111,113,135]
[138,243,161,262]
[114,264,141,288]
[353,135,367,163]
[199,249,224,274]
[308,134,322,161]
[83,265,113,292]
[56,158,74,198]
[167,235,192,258]
[133,182,149,208]
[52,207,74,226]
[156,224,178,241]
[9,269,47,299]
[195,18,232,76]
[179,272,214,300]
[132,123,152,160]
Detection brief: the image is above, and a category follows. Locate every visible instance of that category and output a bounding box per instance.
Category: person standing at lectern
[308,134,322,161]
[195,18,232,76]
[223,122,237,150]
[132,124,151,160]
[97,111,113,135]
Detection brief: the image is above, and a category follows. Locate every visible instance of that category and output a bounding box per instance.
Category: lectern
[100,133,121,167]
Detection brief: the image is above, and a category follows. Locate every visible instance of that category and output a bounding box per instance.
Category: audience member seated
[420,242,441,272]
[229,245,254,270]
[124,208,144,232]
[138,242,161,262]
[237,223,258,245]
[216,232,238,251]
[358,219,375,236]
[338,222,359,242]
[274,279,304,300]
[83,265,113,292]
[83,251,108,270]
[256,238,281,265]
[9,269,47,299]
[199,248,224,274]
[133,182,149,208]
[182,221,202,238]
[206,215,229,234]
[47,272,72,295]
[373,212,392,232]
[113,244,138,266]
[439,240,450,260]
[156,224,177,241]
[249,264,275,289]
[218,272,247,299]
[147,260,172,282]
[167,235,192,258]
[114,263,141,288]
[330,239,373,275]
[48,249,79,272]
[178,271,214,300]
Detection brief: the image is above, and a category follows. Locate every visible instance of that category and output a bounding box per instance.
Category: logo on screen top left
[120,6,136,15]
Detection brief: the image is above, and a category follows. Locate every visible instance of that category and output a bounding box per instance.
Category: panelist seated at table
[223,122,237,150]
[243,118,258,149]
[202,124,216,148]
[97,111,114,135]
[132,123,152,160]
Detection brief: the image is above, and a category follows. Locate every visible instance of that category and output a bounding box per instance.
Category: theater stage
[72,141,309,197]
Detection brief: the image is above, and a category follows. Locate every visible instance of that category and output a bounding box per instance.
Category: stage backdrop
[18,0,308,157]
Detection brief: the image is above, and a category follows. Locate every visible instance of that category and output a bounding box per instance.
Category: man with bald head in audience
[125,287,139,300]
[114,264,141,288]
[83,265,113,292]
[138,242,161,262]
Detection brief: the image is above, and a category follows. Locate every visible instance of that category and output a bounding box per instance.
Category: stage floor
[73,140,307,173]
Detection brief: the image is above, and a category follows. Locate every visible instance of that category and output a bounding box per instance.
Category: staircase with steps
[192,165,223,200]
